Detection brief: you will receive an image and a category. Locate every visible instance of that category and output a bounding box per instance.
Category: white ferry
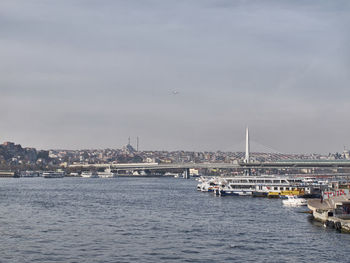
[81,171,99,178]
[164,172,179,177]
[97,167,115,178]
[211,176,304,196]
[42,171,65,178]
[20,171,40,177]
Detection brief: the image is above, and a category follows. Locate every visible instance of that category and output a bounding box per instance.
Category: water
[0,177,349,263]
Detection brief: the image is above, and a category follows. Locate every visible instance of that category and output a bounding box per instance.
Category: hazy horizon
[0,137,340,156]
[1,0,350,154]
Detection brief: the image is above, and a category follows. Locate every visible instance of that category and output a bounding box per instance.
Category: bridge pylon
[184,168,190,179]
[244,127,250,164]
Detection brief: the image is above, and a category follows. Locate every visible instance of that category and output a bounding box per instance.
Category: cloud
[0,0,349,153]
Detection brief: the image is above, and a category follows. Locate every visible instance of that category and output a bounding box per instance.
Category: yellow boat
[268,189,305,198]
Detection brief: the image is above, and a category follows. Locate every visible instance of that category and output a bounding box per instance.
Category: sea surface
[0,177,349,263]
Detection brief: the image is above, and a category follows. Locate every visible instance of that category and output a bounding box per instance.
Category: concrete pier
[308,196,350,233]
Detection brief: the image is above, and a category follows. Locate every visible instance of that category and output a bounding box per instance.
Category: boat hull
[252,191,268,198]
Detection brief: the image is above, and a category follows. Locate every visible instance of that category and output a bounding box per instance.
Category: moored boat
[214,175,302,197]
[252,191,268,198]
[282,195,307,206]
[197,177,219,192]
[42,171,65,178]
[81,171,99,178]
[97,167,115,178]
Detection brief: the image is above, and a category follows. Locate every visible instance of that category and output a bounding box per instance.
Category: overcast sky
[1,0,350,153]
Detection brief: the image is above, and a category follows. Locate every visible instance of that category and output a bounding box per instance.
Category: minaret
[244,127,250,163]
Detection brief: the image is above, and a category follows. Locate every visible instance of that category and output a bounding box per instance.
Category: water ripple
[0,177,348,262]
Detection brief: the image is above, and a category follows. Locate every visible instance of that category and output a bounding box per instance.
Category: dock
[308,195,350,233]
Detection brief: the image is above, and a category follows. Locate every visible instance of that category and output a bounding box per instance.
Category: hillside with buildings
[0,142,50,169]
[1,141,349,171]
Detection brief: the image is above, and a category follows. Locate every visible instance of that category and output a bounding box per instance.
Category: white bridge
[68,160,350,170]
[68,128,350,171]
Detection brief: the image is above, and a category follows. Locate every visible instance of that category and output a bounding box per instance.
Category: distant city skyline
[1,0,350,154]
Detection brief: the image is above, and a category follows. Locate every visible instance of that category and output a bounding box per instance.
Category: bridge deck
[68,161,350,170]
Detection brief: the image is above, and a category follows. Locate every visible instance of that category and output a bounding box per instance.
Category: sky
[1,0,350,153]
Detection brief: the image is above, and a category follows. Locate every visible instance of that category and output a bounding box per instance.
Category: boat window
[274,187,278,190]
